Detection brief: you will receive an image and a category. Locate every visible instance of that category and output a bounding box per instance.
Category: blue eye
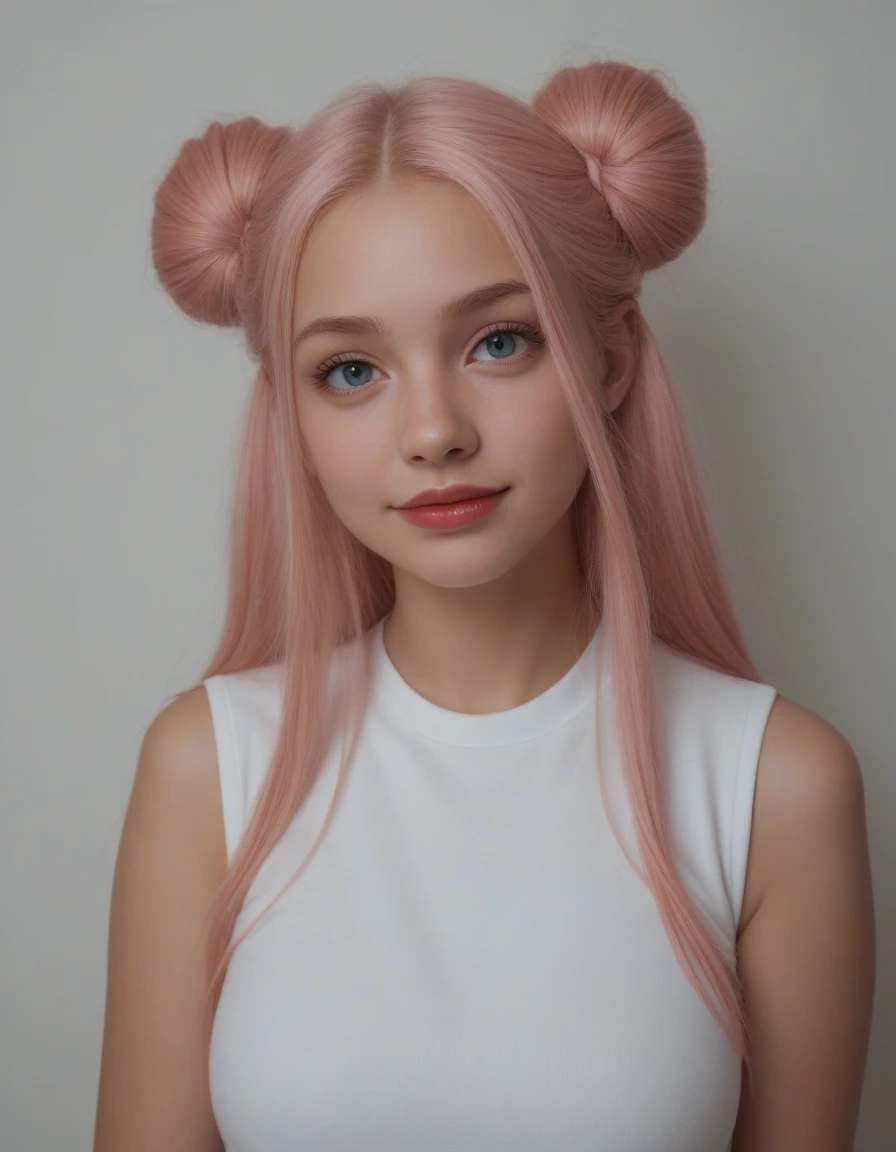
[311,322,545,397]
[317,360,375,391]
[473,330,524,360]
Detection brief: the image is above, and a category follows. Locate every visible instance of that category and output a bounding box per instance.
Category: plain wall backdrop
[1,1,893,1148]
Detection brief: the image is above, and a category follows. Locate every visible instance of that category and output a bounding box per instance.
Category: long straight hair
[152,61,764,1088]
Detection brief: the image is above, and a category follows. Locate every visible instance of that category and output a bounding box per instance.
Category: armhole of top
[202,676,242,866]
[728,682,779,932]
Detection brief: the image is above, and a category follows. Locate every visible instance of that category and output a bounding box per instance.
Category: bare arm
[94,686,228,1152]
[731,695,876,1151]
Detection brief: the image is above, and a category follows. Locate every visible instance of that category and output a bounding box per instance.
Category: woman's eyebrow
[292,279,531,350]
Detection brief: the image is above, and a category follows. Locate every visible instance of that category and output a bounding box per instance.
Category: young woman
[94,60,875,1151]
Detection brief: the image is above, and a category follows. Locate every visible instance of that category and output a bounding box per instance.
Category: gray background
[1,1,893,1148]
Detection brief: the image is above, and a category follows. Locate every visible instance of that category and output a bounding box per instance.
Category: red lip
[396,484,509,509]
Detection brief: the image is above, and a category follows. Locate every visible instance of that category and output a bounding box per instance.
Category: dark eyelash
[310,322,546,395]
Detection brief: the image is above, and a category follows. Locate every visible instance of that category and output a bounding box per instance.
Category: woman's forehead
[293,182,526,331]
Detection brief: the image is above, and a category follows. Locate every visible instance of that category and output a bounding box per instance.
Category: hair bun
[532,61,708,271]
[151,117,291,327]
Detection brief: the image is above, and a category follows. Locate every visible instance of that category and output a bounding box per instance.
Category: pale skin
[94,176,876,1150]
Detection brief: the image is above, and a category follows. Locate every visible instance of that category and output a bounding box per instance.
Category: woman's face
[291,177,589,592]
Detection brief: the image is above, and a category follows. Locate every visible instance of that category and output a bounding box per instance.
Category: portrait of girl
[88,50,877,1152]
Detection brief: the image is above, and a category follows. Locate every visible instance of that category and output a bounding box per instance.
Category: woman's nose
[393,364,481,464]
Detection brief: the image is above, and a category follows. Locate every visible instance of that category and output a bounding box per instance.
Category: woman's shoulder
[139,686,229,869]
[143,683,222,788]
[738,692,863,933]
[111,689,231,940]
[647,641,862,914]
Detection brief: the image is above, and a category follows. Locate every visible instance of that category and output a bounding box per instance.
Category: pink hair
[152,61,763,1089]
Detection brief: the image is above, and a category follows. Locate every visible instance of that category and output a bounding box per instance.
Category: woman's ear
[601,298,640,414]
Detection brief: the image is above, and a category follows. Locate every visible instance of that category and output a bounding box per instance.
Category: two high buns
[150,61,706,328]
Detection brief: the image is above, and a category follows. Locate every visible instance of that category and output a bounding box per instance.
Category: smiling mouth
[393,486,510,510]
[418,487,509,508]
[392,487,510,528]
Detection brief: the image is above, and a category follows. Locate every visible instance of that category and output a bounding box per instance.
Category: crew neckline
[369,613,608,747]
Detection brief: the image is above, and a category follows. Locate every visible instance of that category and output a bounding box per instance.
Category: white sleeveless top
[203,614,777,1151]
